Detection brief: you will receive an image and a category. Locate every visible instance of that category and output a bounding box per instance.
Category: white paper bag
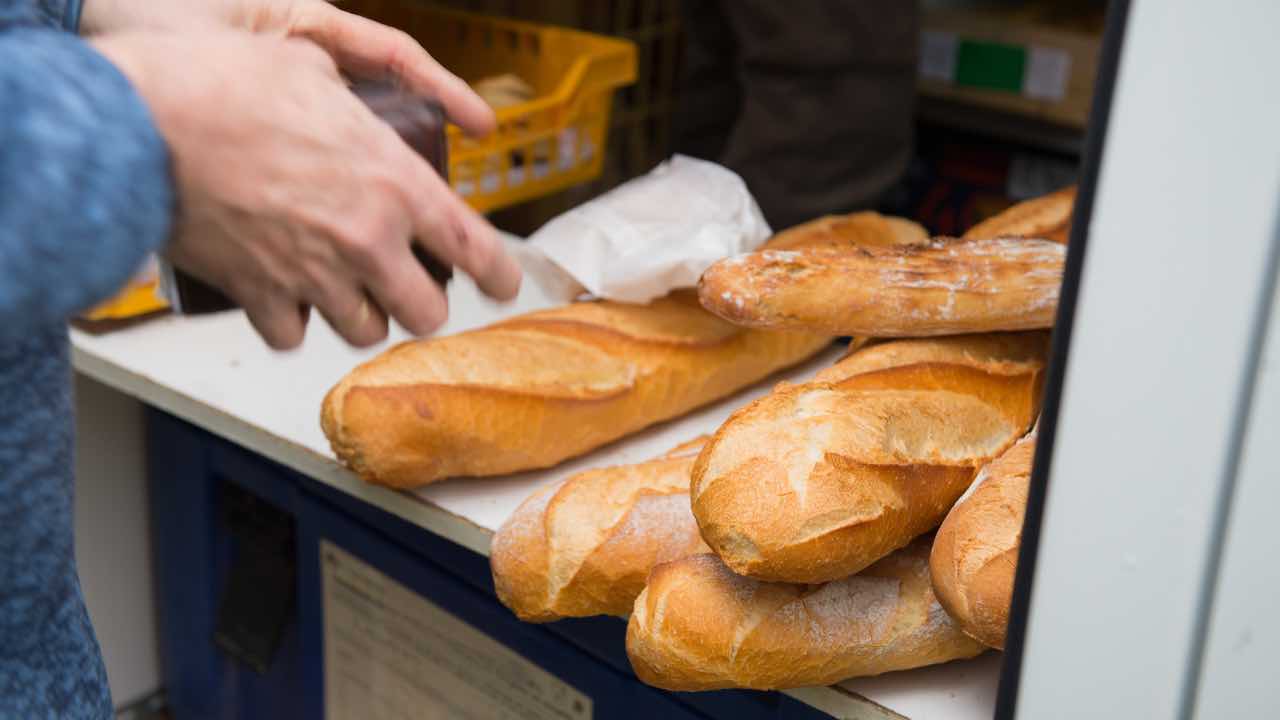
[525,155,771,303]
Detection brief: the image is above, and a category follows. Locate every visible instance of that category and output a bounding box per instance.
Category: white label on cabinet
[321,541,594,720]
[919,30,959,82]
[1024,46,1072,101]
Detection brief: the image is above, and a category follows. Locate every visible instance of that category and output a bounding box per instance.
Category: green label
[955,40,1026,93]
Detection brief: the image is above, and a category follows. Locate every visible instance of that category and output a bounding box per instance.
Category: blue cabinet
[147,409,831,720]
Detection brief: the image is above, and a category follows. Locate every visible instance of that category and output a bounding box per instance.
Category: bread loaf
[322,290,831,487]
[697,237,1064,337]
[764,212,929,251]
[473,73,536,109]
[963,186,1076,244]
[817,333,1050,424]
[690,333,1046,584]
[930,431,1035,649]
[491,438,709,622]
[626,539,987,691]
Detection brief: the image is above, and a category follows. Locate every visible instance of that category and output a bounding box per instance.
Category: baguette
[963,186,1076,244]
[817,333,1050,426]
[930,431,1036,649]
[820,332,1050,383]
[491,438,709,622]
[322,290,831,487]
[690,333,1046,584]
[763,212,929,251]
[697,237,1065,337]
[626,539,987,691]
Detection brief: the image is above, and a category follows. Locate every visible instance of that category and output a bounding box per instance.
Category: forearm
[0,27,174,334]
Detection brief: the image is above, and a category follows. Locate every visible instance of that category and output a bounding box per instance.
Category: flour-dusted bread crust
[962,186,1076,244]
[690,334,1046,584]
[763,212,929,251]
[491,438,709,622]
[625,539,987,691]
[322,290,831,487]
[931,431,1036,649]
[697,237,1065,337]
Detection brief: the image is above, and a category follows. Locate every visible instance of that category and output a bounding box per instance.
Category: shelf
[919,3,1104,133]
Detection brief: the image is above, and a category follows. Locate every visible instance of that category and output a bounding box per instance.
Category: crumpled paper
[524,155,772,303]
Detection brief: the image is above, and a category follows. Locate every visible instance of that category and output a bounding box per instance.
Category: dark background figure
[674,1,920,230]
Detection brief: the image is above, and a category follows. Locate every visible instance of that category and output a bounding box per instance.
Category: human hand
[93,30,521,349]
[81,0,496,137]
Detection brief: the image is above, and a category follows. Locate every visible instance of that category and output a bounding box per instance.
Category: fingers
[305,279,390,348]
[398,154,522,301]
[242,293,309,351]
[361,246,450,337]
[292,4,496,136]
[438,200,522,301]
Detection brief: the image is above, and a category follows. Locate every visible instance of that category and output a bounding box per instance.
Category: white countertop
[71,251,1000,720]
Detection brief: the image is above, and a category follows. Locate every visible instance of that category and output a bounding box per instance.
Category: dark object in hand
[171,79,454,314]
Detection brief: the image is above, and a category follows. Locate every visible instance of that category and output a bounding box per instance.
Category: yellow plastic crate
[350,2,639,213]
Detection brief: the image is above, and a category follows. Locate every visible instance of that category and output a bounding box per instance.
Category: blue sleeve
[59,0,83,32]
[0,27,175,336]
[0,0,84,33]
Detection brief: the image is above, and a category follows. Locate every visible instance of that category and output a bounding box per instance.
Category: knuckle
[334,216,391,265]
[297,257,330,291]
[385,30,420,72]
[416,208,460,257]
[285,38,332,67]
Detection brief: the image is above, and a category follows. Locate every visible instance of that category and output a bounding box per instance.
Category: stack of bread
[322,189,1074,692]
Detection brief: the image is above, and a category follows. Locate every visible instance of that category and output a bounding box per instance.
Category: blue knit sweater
[0,2,174,716]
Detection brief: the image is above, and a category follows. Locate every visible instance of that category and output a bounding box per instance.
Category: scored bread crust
[625,539,987,691]
[930,431,1036,649]
[763,212,929,251]
[820,332,1050,384]
[962,186,1076,244]
[690,334,1046,584]
[697,237,1065,337]
[321,290,831,487]
[491,437,709,622]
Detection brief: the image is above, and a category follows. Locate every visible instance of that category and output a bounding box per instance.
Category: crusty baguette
[491,437,709,622]
[930,431,1035,649]
[626,539,987,691]
[697,237,1065,337]
[819,332,1050,385]
[963,186,1076,244]
[690,334,1046,584]
[817,333,1050,431]
[763,212,929,251]
[322,290,831,487]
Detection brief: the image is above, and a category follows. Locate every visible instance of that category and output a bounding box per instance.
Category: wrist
[87,34,145,88]
[79,0,121,35]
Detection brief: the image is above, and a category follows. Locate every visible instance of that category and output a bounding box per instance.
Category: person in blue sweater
[0,1,521,716]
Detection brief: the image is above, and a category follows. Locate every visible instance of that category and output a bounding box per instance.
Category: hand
[81,0,496,137]
[94,30,521,349]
